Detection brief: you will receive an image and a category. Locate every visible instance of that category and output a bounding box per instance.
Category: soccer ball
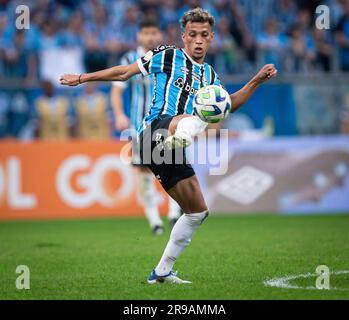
[193,85,231,123]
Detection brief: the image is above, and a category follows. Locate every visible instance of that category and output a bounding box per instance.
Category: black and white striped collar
[181,48,205,67]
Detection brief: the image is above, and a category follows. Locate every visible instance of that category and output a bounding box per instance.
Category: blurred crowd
[1,0,349,141]
[1,0,349,81]
[0,80,114,140]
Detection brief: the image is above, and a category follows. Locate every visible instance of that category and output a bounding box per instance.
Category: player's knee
[185,210,209,225]
[186,202,208,214]
[184,179,208,213]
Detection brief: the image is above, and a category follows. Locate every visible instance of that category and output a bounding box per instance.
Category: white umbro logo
[180,67,189,74]
[217,166,274,205]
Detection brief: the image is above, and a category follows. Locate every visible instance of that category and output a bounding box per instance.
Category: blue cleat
[147,270,192,284]
[152,225,164,236]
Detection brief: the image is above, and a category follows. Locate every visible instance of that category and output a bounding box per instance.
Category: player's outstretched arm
[230,64,277,113]
[59,62,141,86]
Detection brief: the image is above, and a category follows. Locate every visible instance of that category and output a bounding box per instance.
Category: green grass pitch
[0,214,348,300]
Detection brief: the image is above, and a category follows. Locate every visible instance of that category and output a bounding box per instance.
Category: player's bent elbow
[119,69,133,82]
[117,67,130,82]
[117,73,129,82]
[110,65,129,82]
[119,62,140,82]
[230,103,240,113]
[229,97,240,113]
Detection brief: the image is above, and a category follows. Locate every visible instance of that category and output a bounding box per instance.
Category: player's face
[182,22,213,63]
[138,27,163,52]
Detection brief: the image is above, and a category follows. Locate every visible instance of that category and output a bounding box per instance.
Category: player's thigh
[167,175,208,214]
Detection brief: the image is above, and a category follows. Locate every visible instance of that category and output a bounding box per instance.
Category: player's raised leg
[164,115,208,150]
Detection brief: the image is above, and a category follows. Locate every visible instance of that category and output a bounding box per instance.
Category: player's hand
[59,74,81,86]
[115,114,129,131]
[255,64,278,84]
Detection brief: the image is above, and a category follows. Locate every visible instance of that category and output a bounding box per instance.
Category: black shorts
[139,115,195,191]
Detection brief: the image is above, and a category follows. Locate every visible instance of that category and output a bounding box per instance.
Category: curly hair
[180,7,215,29]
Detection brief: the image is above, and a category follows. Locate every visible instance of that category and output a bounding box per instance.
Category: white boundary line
[263,270,349,291]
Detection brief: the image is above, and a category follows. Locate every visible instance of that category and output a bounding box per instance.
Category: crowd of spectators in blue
[1,0,349,80]
[1,0,349,140]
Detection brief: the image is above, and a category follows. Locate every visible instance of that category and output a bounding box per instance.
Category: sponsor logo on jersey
[174,77,198,96]
[153,45,176,53]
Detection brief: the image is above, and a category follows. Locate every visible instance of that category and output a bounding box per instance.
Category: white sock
[138,172,163,228]
[154,210,209,276]
[175,116,207,138]
[167,197,181,220]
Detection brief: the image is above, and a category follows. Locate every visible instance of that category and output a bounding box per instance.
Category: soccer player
[111,19,181,235]
[60,8,277,284]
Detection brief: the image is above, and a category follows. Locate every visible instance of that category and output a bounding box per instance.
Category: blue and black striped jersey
[136,45,221,133]
[113,47,153,130]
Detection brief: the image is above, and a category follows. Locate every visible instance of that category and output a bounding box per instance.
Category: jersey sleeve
[136,45,176,76]
[113,54,131,89]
